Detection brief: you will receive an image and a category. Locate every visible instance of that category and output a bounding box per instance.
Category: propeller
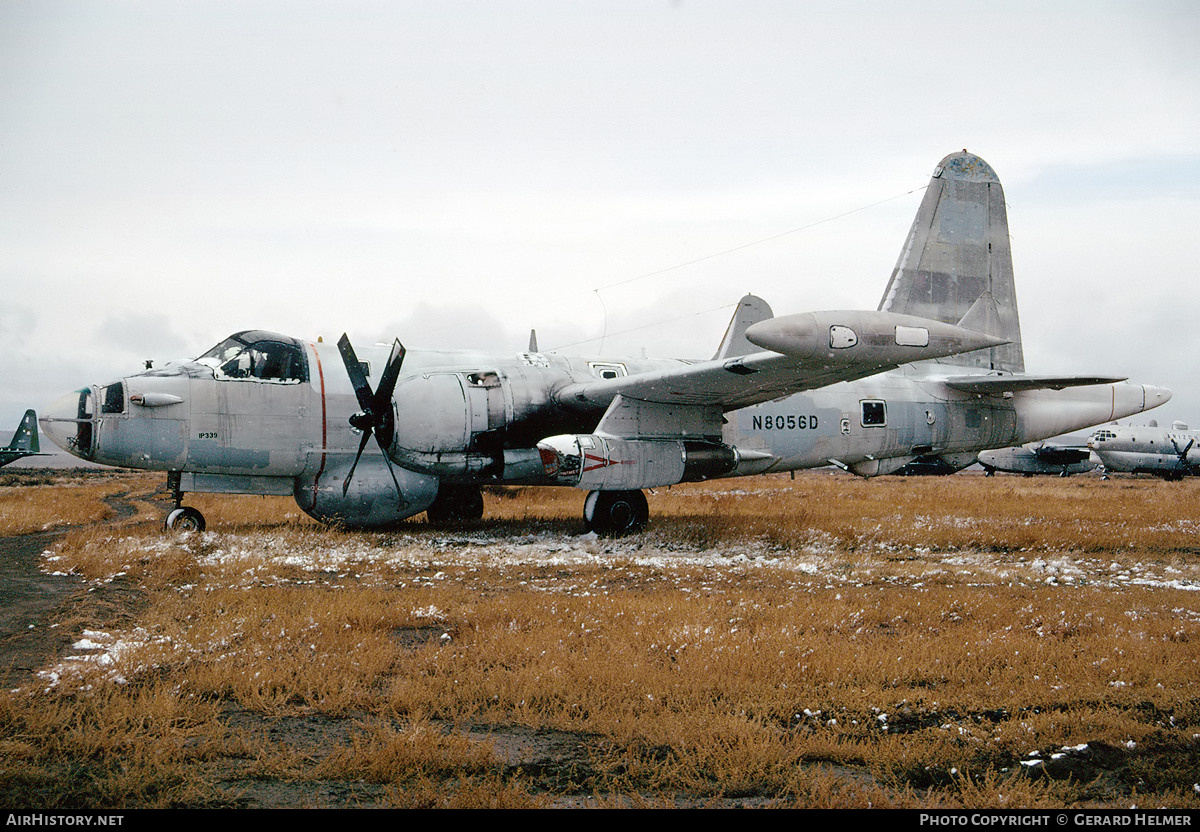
[1170,436,1196,476]
[336,334,407,499]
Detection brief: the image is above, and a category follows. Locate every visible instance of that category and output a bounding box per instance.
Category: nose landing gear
[166,506,206,533]
[165,471,206,532]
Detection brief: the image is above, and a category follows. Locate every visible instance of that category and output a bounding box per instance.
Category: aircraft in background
[0,410,45,467]
[40,151,1170,534]
[977,442,1097,477]
[1088,421,1200,480]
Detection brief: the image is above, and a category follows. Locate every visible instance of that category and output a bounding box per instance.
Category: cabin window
[861,400,887,427]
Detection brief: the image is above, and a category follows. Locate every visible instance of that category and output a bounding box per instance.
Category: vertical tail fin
[713,294,774,359]
[9,410,39,453]
[877,150,1024,373]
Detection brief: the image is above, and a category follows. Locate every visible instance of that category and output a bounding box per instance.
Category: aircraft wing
[557,310,1008,414]
[1031,442,1093,465]
[559,350,893,411]
[940,374,1126,394]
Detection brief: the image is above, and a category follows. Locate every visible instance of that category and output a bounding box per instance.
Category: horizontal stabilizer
[941,374,1126,394]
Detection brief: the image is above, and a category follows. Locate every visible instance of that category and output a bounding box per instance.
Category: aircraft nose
[40,388,94,457]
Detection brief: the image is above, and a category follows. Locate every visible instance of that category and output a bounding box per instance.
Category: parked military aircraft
[1088,421,1200,480]
[40,151,1170,534]
[977,442,1097,477]
[0,410,44,468]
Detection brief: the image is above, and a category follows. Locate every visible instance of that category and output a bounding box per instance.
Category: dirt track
[0,528,82,689]
[0,489,148,690]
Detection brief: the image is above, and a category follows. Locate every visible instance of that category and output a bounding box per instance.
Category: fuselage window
[861,400,887,427]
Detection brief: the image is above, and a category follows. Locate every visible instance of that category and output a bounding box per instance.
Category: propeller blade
[342,427,374,497]
[371,340,405,450]
[337,333,375,414]
[378,446,408,508]
[374,340,406,405]
[1181,439,1198,475]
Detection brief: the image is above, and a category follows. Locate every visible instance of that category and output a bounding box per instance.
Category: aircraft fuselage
[40,331,1168,527]
[1088,424,1200,479]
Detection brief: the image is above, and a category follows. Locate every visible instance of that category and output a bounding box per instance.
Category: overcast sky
[3,0,1198,433]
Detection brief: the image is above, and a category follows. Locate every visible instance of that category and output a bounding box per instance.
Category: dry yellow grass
[2,470,1198,808]
[0,470,165,535]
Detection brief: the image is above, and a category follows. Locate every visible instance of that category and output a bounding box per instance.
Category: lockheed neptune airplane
[1088,421,1200,480]
[977,441,1097,477]
[40,151,1170,534]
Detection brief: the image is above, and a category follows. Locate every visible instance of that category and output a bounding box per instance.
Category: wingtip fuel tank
[743,310,1008,364]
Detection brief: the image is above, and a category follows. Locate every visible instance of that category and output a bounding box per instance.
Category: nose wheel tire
[166,506,206,533]
[584,490,648,536]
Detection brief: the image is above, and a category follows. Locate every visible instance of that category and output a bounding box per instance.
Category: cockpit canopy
[197,331,308,383]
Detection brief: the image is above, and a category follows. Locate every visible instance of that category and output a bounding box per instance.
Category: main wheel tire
[425,485,485,524]
[165,506,206,533]
[584,489,648,536]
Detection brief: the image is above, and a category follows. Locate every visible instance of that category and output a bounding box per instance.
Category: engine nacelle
[537,434,737,490]
[294,455,439,528]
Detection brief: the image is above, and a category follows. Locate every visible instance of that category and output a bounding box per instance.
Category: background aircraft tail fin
[877,150,1024,373]
[713,294,773,359]
[8,409,39,453]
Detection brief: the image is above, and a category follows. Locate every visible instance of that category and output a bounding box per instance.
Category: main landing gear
[425,484,485,524]
[584,489,648,536]
[164,471,206,533]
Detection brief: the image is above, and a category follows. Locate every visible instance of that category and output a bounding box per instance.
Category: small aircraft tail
[8,409,39,453]
[877,150,1024,373]
[713,294,774,359]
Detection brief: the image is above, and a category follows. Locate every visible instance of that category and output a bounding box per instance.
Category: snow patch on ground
[33,527,1200,690]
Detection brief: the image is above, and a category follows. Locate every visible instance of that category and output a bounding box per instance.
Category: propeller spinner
[336,334,407,499]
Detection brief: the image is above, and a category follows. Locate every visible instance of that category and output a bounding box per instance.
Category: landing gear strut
[164,471,206,532]
[584,489,648,536]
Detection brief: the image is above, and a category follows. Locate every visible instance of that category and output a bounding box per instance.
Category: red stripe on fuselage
[310,342,328,501]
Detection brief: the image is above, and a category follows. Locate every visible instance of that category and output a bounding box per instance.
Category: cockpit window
[100,382,125,414]
[197,332,307,383]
